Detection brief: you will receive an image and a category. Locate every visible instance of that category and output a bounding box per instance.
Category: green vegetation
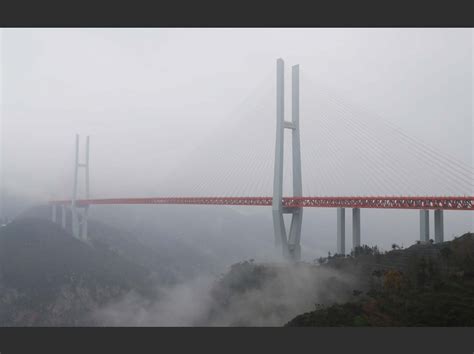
[286,233,474,326]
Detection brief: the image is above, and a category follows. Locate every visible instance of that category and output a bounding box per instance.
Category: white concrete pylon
[71,134,90,242]
[272,58,287,253]
[272,59,303,262]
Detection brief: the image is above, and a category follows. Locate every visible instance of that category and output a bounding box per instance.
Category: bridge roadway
[49,196,474,210]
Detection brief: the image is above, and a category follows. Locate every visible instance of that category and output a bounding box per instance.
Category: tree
[440,247,452,260]
[316,256,326,265]
[383,270,403,292]
[417,257,427,288]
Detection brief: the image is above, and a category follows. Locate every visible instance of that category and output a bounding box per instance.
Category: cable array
[90,70,472,199]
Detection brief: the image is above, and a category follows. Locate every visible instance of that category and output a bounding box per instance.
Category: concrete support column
[51,205,57,223]
[61,205,66,229]
[419,209,429,242]
[434,209,444,243]
[337,208,346,255]
[81,209,88,242]
[352,208,360,249]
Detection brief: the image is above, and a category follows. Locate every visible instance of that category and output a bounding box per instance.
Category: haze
[1,28,473,258]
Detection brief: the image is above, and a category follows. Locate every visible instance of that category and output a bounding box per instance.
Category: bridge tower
[71,134,90,242]
[273,58,303,262]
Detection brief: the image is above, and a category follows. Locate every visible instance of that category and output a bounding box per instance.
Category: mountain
[7,202,472,327]
[17,204,235,282]
[198,260,362,326]
[0,218,152,326]
[285,233,474,326]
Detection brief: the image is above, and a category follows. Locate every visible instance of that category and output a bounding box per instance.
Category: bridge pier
[61,205,67,229]
[419,209,430,242]
[72,212,79,238]
[337,208,345,255]
[434,209,444,243]
[81,207,89,242]
[352,208,361,249]
[51,204,57,223]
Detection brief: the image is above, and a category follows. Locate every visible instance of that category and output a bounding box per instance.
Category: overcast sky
[0,28,472,251]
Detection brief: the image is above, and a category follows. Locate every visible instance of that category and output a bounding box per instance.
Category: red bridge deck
[49,196,474,210]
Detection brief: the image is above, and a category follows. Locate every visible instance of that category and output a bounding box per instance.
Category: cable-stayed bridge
[49,58,474,261]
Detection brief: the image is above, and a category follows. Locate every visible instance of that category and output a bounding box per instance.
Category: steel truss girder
[49,196,473,211]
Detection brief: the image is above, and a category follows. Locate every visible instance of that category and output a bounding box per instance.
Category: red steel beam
[49,196,474,210]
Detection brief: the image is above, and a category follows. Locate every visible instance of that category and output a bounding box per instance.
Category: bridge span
[50,196,473,211]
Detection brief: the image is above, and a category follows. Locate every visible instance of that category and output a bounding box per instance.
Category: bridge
[49,58,474,261]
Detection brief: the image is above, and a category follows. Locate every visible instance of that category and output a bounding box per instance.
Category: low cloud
[93,262,360,326]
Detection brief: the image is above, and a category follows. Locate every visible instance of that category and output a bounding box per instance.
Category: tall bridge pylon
[272,58,303,261]
[72,134,90,241]
[51,134,90,241]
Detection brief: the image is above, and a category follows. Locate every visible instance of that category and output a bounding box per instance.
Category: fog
[92,263,358,326]
[1,29,472,254]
